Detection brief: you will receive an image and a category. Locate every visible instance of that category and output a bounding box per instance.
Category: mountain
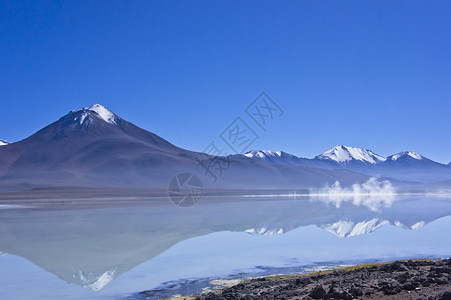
[0,104,203,189]
[229,150,300,165]
[376,151,451,182]
[388,151,423,161]
[0,104,372,190]
[2,104,447,189]
[229,150,341,170]
[315,145,386,164]
[232,145,451,183]
[243,150,284,159]
[318,148,451,183]
[0,139,10,146]
[230,145,388,169]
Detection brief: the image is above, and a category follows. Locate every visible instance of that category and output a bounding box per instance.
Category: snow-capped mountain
[388,151,423,161]
[315,147,451,182]
[0,139,10,146]
[243,150,283,159]
[244,227,285,235]
[0,104,198,189]
[72,104,118,125]
[1,103,449,188]
[229,149,341,169]
[232,145,451,183]
[229,150,302,166]
[378,150,451,182]
[315,145,386,164]
[0,104,372,190]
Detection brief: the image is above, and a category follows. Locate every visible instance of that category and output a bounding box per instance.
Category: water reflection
[0,195,450,291]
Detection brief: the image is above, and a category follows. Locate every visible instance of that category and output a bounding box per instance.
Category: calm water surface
[0,195,450,299]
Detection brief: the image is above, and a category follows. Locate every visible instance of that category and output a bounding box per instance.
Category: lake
[0,194,450,299]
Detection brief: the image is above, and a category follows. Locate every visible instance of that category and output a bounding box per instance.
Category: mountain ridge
[231,146,451,183]
[0,104,376,190]
[0,104,449,189]
[315,145,387,164]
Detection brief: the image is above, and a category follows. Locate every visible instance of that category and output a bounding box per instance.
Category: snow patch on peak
[245,227,284,235]
[74,104,117,125]
[73,111,89,125]
[86,104,117,124]
[0,139,10,146]
[244,150,283,159]
[389,151,423,161]
[316,145,386,164]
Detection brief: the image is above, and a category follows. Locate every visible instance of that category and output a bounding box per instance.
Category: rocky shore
[194,259,451,300]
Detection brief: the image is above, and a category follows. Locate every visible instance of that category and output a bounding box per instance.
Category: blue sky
[1,1,450,163]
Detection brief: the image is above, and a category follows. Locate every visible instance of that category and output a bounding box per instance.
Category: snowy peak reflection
[321,218,390,238]
[321,217,432,238]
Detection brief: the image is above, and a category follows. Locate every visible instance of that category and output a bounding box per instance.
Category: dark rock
[202,292,222,300]
[432,267,451,274]
[393,262,410,271]
[193,259,451,300]
[221,289,236,296]
[327,283,336,294]
[402,280,420,290]
[250,277,266,282]
[379,281,389,286]
[421,279,431,287]
[339,291,353,300]
[333,270,347,276]
[435,277,449,284]
[349,286,363,297]
[296,277,311,285]
[397,273,409,284]
[380,283,402,295]
[309,285,327,299]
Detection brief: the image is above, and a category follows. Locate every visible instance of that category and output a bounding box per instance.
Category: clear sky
[1,1,450,163]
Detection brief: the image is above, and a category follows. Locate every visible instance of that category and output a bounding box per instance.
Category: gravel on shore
[193,259,451,300]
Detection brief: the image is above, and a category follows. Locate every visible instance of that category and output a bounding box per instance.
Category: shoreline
[164,258,451,300]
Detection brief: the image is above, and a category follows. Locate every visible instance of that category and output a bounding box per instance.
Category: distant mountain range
[0,105,369,190]
[0,104,450,190]
[231,145,451,183]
